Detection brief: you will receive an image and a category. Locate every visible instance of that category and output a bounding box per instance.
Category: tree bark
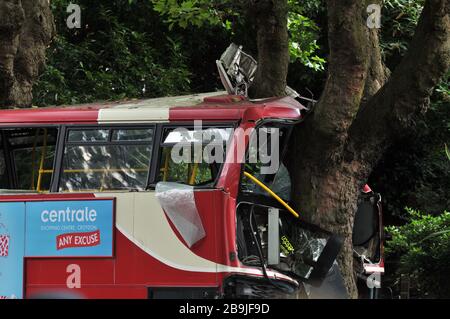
[0,0,55,108]
[247,0,289,98]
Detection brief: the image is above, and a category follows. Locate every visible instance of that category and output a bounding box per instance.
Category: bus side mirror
[267,208,280,266]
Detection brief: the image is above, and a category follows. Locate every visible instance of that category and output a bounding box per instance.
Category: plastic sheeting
[155,182,206,247]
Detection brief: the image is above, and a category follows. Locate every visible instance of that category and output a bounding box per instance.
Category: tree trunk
[248,0,289,98]
[287,0,382,298]
[0,0,55,108]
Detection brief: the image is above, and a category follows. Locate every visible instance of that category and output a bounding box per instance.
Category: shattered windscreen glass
[278,223,327,279]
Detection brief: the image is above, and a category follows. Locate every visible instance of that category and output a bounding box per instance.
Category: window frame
[237,120,296,203]
[0,130,15,188]
[149,122,238,189]
[55,124,157,193]
[0,122,238,193]
[0,125,61,192]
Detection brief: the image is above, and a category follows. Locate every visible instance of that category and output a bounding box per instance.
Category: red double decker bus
[0,90,383,299]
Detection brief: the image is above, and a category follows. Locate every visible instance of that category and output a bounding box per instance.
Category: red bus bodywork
[0,93,305,299]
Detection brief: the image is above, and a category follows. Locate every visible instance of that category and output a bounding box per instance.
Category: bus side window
[59,128,154,192]
[0,134,8,189]
[0,128,58,192]
[156,127,232,186]
[157,146,213,186]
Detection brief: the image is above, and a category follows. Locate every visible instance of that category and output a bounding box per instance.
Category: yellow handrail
[189,151,202,185]
[163,149,170,181]
[189,162,199,185]
[243,171,300,218]
[39,168,149,174]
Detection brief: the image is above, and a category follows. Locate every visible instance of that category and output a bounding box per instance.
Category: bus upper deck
[0,91,316,299]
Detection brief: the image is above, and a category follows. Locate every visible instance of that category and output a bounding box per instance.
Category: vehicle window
[0,135,8,189]
[0,128,58,192]
[241,125,292,201]
[60,128,154,192]
[157,127,232,186]
[112,129,154,141]
[68,129,109,142]
[158,147,213,185]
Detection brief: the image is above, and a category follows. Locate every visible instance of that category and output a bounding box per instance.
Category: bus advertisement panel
[25,200,114,257]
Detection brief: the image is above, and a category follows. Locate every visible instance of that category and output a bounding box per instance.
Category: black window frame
[0,124,61,191]
[0,122,238,193]
[0,130,15,188]
[238,120,296,198]
[149,122,238,190]
[55,124,157,193]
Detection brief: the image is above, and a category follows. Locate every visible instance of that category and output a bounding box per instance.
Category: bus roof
[0,91,306,125]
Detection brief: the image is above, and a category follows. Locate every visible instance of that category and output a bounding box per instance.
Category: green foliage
[386,208,450,298]
[435,71,450,99]
[33,0,327,106]
[158,147,213,185]
[381,0,425,68]
[34,0,191,106]
[288,12,325,71]
[287,0,325,71]
[152,0,326,72]
[152,0,236,29]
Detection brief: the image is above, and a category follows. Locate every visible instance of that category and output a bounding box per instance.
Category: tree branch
[307,1,388,161]
[248,0,290,98]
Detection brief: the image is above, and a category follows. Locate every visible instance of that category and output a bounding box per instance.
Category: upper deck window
[112,129,154,142]
[0,135,8,189]
[59,127,154,192]
[157,127,232,186]
[68,129,109,142]
[0,128,58,192]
